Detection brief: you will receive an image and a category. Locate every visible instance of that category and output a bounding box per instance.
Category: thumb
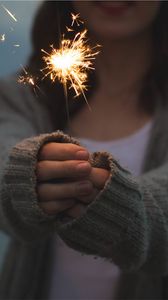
[90,167,110,189]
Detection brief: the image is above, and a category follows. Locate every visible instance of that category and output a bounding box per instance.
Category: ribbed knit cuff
[58,160,148,271]
[3,131,82,241]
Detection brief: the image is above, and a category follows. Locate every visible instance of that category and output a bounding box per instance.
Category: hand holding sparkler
[66,166,110,218]
[24,13,105,218]
[37,143,109,218]
[37,143,93,215]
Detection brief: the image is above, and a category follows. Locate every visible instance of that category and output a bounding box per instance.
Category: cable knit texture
[0,78,168,299]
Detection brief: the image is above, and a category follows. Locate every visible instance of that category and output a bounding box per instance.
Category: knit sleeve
[57,155,168,276]
[2,115,168,275]
[1,131,82,242]
[0,79,53,241]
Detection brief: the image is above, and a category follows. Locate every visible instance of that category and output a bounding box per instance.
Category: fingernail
[77,181,93,195]
[76,162,91,173]
[76,150,89,160]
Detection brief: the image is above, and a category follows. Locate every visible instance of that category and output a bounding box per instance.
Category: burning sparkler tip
[41,12,100,111]
[41,28,99,101]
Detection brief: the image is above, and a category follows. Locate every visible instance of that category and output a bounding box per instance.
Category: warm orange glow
[41,28,99,100]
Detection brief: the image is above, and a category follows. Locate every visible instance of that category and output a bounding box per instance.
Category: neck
[93,30,153,105]
[68,30,154,141]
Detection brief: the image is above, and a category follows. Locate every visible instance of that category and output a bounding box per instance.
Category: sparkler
[1,4,17,22]
[41,16,100,108]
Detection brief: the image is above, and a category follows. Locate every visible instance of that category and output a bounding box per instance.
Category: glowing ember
[0,34,5,42]
[18,67,35,86]
[66,26,74,33]
[41,28,99,100]
[71,13,83,27]
[18,66,43,97]
[1,4,17,22]
[19,76,35,86]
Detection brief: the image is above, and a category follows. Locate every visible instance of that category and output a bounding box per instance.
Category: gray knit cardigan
[0,78,168,299]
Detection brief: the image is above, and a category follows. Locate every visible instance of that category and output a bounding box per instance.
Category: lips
[95,1,134,16]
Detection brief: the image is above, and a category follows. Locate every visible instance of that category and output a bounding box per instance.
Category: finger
[37,181,93,202]
[90,168,110,189]
[66,203,87,218]
[37,160,91,182]
[77,188,99,204]
[39,143,89,161]
[39,199,75,215]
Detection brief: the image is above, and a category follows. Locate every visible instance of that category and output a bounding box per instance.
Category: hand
[37,142,94,215]
[66,167,110,218]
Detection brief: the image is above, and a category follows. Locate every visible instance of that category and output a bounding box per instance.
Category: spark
[41,29,99,106]
[1,4,17,22]
[0,34,5,42]
[18,66,35,87]
[18,66,44,97]
[66,26,74,32]
[13,44,20,47]
[71,13,83,27]
[18,75,35,86]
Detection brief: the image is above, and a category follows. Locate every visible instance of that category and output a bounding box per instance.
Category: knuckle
[69,143,80,150]
[37,184,47,202]
[39,200,75,216]
[68,143,84,154]
[61,161,76,177]
[39,144,50,159]
[62,162,70,177]
[67,161,76,175]
[40,203,56,215]
[63,183,76,198]
[36,161,47,179]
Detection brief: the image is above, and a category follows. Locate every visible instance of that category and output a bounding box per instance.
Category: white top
[49,121,152,300]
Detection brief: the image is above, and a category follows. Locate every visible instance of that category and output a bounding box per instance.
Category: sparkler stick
[41,15,100,111]
[1,4,17,22]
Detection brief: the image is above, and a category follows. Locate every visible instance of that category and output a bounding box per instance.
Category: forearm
[0,131,83,242]
[2,126,168,274]
[57,158,168,275]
